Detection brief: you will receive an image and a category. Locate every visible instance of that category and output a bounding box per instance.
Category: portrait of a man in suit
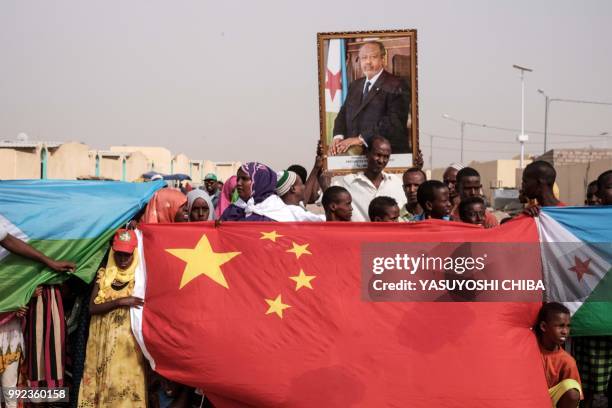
[328,41,411,156]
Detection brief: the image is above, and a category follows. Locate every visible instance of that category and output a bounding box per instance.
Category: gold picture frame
[317,29,419,175]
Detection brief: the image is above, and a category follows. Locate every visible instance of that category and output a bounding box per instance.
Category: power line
[431,121,609,139]
[421,131,609,145]
[420,144,518,153]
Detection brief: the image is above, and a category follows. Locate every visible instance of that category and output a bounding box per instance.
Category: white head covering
[186,190,215,221]
[275,170,298,197]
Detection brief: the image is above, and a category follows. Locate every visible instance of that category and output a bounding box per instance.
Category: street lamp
[537,89,550,153]
[538,88,612,153]
[513,64,533,169]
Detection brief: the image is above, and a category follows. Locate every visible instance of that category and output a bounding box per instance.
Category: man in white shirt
[332,136,406,221]
[275,170,325,222]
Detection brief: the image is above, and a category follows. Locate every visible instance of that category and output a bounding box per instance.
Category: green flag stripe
[571,267,612,336]
[0,230,113,312]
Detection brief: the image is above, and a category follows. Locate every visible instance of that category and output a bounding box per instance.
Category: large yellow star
[166,235,240,289]
[260,231,283,242]
[286,242,311,259]
[289,269,316,291]
[265,294,291,318]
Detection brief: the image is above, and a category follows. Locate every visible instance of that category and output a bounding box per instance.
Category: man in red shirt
[451,167,499,227]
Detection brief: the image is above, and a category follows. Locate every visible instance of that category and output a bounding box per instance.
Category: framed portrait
[317,29,419,174]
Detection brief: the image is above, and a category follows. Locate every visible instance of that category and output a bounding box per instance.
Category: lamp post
[537,89,550,153]
[513,65,533,169]
[537,89,612,153]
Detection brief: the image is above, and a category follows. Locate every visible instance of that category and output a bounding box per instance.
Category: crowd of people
[0,133,611,407]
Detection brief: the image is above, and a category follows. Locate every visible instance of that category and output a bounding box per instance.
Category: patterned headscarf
[142,189,187,223]
[221,162,278,221]
[242,162,277,204]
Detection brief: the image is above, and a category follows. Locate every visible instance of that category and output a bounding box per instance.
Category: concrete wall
[99,156,123,180]
[190,161,204,183]
[172,153,190,175]
[539,148,612,166]
[125,151,149,181]
[203,161,242,183]
[0,148,41,179]
[110,146,173,174]
[555,158,612,205]
[1,143,240,182]
[47,142,91,179]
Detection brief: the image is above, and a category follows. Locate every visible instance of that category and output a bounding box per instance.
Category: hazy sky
[1,0,611,171]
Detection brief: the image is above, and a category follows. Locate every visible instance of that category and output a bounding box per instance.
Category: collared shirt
[399,204,416,222]
[363,68,384,94]
[0,224,7,241]
[332,171,406,222]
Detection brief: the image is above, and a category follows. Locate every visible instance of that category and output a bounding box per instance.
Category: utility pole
[513,65,533,169]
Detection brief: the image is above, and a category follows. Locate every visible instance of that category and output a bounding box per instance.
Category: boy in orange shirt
[535,302,582,407]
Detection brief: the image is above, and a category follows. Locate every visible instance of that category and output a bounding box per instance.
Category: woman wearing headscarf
[142,189,188,223]
[78,229,146,407]
[214,175,238,218]
[220,162,294,222]
[186,190,215,222]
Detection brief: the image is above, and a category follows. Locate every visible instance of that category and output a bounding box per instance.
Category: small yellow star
[166,235,240,289]
[289,269,316,291]
[260,231,284,242]
[286,242,311,259]
[265,294,291,318]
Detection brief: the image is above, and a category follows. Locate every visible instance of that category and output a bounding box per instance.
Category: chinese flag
[134,219,550,407]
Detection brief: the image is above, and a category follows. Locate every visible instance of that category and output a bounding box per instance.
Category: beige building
[0,138,240,183]
[430,148,611,206]
[432,159,532,204]
[536,148,612,205]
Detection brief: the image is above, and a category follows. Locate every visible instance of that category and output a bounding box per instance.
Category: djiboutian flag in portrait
[131,215,586,408]
[324,38,345,143]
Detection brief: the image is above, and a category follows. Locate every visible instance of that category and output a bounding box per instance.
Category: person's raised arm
[0,233,75,273]
[304,141,324,204]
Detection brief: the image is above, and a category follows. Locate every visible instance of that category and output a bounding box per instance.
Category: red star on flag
[569,256,593,282]
[325,68,342,102]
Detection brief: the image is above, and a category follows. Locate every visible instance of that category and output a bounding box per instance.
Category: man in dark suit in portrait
[329,41,411,156]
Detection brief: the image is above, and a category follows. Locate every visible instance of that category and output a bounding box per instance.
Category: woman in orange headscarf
[142,189,188,223]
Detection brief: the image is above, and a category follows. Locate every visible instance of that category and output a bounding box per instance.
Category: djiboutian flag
[0,179,162,312]
[537,206,612,336]
[324,38,344,144]
[134,214,575,408]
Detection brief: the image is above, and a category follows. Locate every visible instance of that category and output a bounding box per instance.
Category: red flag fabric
[134,219,550,407]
